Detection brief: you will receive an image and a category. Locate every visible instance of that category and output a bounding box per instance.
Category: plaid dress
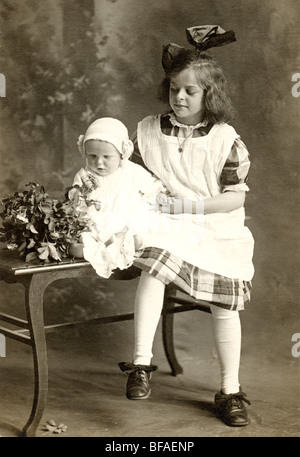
[131,113,253,311]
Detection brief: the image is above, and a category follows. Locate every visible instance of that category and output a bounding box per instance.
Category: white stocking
[133,271,165,365]
[210,304,241,394]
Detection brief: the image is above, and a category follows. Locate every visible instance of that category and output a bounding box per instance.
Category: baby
[72,117,167,278]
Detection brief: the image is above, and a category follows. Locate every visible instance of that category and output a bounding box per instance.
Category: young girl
[72,117,167,278]
[118,25,255,427]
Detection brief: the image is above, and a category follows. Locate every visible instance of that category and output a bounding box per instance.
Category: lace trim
[168,112,208,130]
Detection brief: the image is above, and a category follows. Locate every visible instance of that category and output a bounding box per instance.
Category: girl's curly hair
[158,50,235,124]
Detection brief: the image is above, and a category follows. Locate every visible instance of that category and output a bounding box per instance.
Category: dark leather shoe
[214,390,251,426]
[118,362,158,400]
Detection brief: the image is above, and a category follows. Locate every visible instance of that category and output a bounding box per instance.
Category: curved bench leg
[20,274,49,437]
[162,287,183,376]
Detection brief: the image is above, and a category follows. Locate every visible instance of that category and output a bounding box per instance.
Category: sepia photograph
[0,0,299,444]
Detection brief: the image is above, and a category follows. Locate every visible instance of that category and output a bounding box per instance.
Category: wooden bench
[0,247,211,437]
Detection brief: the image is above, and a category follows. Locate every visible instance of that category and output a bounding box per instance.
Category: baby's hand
[81,170,97,190]
[67,186,80,201]
[82,176,95,190]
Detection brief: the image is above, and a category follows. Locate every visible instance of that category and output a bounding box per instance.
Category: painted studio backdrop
[0,0,299,435]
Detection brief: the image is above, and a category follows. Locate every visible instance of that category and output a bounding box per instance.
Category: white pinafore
[137,115,254,281]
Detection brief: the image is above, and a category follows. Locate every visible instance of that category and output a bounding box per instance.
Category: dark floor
[0,277,299,439]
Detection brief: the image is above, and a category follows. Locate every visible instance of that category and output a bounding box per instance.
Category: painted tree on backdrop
[0,0,116,190]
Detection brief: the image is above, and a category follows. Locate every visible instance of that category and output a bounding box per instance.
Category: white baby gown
[73,160,166,278]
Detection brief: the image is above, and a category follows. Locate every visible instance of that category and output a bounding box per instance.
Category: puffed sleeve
[220,138,251,192]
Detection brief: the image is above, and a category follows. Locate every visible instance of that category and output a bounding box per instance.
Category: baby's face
[85,140,121,176]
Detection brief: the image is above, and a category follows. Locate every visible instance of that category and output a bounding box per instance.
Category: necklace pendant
[178,147,183,153]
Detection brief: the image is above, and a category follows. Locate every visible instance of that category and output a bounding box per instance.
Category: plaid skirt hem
[134,247,252,311]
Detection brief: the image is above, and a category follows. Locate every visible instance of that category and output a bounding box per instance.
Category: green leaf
[48,243,61,261]
[29,224,39,234]
[25,252,37,262]
[18,241,27,252]
[39,203,52,214]
[37,246,49,260]
[27,238,36,249]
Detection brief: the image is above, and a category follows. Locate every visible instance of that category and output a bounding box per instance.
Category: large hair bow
[162,25,236,72]
[186,25,236,51]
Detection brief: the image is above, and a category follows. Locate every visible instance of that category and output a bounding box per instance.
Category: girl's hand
[156,195,183,214]
[155,195,204,215]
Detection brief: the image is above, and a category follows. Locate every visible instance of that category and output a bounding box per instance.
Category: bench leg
[20,274,49,437]
[162,288,183,376]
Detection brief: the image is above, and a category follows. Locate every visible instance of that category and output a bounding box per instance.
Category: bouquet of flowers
[0,179,98,263]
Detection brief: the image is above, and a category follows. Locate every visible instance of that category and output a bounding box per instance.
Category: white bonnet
[77,117,134,160]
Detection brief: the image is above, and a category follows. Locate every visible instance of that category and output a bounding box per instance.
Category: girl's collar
[168,112,208,130]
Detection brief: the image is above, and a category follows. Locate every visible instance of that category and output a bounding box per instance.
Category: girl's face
[169,68,205,125]
[85,140,122,176]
